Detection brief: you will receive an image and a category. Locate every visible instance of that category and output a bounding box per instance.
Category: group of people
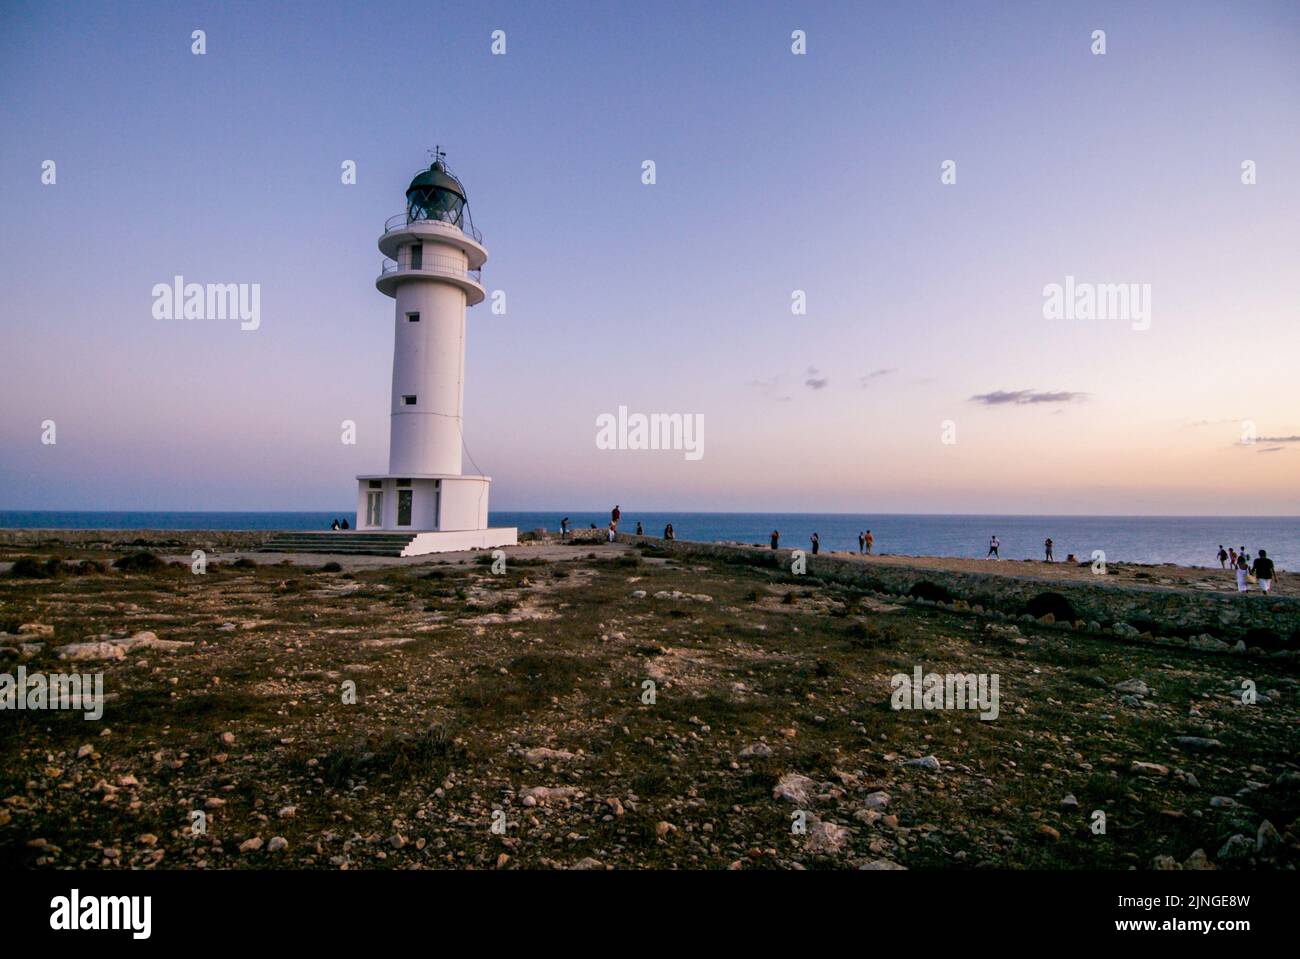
[1217,545,1276,594]
[588,506,653,543]
[763,530,875,555]
[328,517,350,530]
[983,535,1060,562]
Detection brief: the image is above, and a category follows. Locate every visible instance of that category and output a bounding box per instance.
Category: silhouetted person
[611,504,621,528]
[330,518,340,530]
[1217,545,1228,568]
[1252,550,1275,594]
[810,532,820,555]
[635,521,643,536]
[858,531,866,554]
[663,523,674,541]
[865,530,874,554]
[340,518,349,530]
[560,516,570,539]
[987,535,1000,559]
[1044,537,1054,562]
[770,530,780,550]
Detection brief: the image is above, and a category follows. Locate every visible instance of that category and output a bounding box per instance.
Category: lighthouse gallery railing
[383,211,483,245]
[380,252,482,283]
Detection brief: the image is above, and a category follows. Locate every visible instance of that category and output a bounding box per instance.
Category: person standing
[865,530,874,554]
[810,532,820,555]
[663,523,674,541]
[987,535,1000,559]
[635,520,643,536]
[858,531,866,554]
[1229,547,1238,568]
[1251,550,1275,594]
[611,505,621,529]
[770,530,780,550]
[1044,537,1054,562]
[560,516,570,540]
[1217,545,1228,568]
[607,522,616,543]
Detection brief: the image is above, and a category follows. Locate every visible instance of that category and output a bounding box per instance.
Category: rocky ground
[1,533,1297,870]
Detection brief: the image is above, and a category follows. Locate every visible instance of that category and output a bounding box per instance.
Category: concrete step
[258,532,418,556]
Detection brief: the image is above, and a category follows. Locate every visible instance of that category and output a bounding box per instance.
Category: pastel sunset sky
[2,0,1297,514]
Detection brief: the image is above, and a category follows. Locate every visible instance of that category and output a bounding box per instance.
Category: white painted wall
[438,476,491,530]
[390,260,468,476]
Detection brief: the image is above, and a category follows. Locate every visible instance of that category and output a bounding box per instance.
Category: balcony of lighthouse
[376,247,485,303]
[379,209,487,269]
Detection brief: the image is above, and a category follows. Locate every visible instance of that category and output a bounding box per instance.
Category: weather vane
[428,145,446,164]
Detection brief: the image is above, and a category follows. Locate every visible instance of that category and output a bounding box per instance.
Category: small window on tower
[407,312,420,322]
[402,395,417,406]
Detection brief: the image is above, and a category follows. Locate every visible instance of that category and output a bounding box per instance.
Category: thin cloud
[805,367,828,390]
[969,389,1088,406]
[1258,446,1284,453]
[746,375,793,402]
[859,367,897,387]
[1257,435,1300,443]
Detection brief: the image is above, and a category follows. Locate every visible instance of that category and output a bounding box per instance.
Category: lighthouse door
[397,489,413,526]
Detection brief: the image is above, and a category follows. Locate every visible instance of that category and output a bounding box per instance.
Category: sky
[1,0,1297,515]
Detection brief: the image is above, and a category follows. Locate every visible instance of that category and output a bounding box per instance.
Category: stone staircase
[258,531,419,557]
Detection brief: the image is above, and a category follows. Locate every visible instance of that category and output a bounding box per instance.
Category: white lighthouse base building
[354,474,516,555]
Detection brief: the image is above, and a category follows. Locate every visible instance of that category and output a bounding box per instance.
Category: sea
[2,511,1296,571]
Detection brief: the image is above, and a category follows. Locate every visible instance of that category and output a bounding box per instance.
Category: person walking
[1235,550,1250,593]
[1217,545,1228,568]
[770,530,780,550]
[865,530,874,554]
[1251,550,1275,594]
[987,535,1000,559]
[1044,537,1054,562]
[810,532,820,555]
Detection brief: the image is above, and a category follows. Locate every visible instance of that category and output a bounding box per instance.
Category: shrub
[1243,626,1286,650]
[112,551,164,573]
[10,556,60,578]
[231,557,258,569]
[908,580,954,603]
[1026,591,1078,622]
[319,561,342,573]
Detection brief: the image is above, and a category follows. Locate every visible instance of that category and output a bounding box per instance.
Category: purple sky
[2,0,1297,514]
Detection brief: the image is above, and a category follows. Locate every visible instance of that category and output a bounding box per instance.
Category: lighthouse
[353,152,517,554]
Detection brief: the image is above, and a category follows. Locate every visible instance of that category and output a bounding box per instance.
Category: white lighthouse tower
[353,152,516,554]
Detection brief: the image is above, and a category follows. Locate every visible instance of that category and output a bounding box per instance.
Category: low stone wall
[0,529,268,552]
[619,535,1300,651]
